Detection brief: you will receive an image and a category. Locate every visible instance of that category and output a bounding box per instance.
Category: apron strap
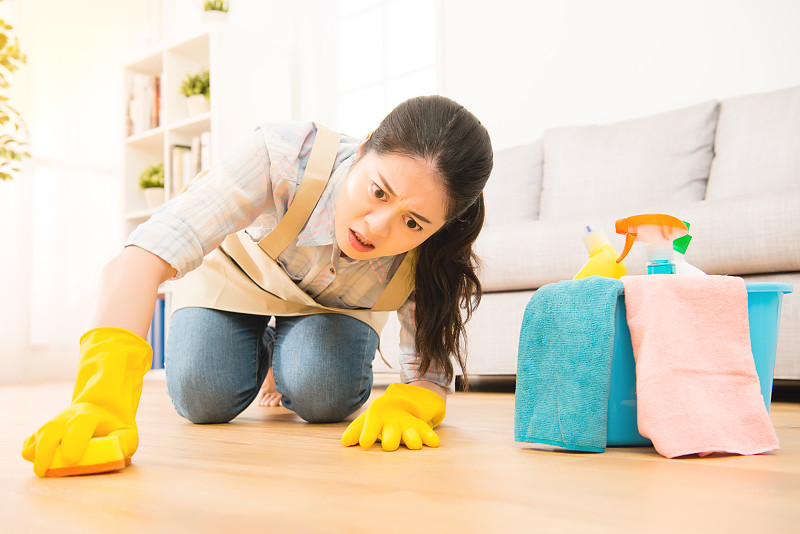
[258,124,340,259]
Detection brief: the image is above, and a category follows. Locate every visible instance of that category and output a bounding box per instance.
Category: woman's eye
[406,218,421,230]
[371,183,386,199]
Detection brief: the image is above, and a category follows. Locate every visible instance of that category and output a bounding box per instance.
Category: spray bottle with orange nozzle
[614,214,689,275]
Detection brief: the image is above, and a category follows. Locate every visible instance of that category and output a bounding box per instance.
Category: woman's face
[335,151,448,260]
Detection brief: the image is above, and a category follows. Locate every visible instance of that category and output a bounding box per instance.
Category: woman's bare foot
[256,367,282,407]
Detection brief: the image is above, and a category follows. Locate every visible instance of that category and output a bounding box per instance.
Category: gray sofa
[377,85,800,382]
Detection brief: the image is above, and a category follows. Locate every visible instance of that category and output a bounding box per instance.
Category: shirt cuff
[125,213,205,278]
[398,353,455,394]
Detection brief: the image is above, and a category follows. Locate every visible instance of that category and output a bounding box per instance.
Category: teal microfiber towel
[515,277,624,452]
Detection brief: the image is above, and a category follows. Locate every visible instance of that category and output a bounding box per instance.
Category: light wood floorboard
[2,375,799,533]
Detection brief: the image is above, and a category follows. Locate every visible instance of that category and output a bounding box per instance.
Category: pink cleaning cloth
[622,275,779,458]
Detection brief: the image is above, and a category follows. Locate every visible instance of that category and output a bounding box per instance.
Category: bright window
[336,0,439,137]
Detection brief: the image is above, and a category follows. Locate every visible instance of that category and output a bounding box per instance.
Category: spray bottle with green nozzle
[614,214,689,275]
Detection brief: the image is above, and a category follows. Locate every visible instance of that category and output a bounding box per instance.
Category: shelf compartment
[125,126,165,151]
[126,50,163,77]
[125,207,157,223]
[168,112,211,139]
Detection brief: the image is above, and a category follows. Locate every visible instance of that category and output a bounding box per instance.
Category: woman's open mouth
[348,229,375,252]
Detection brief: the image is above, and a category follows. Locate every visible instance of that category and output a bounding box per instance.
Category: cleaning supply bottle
[614,214,689,275]
[574,225,628,279]
[672,221,706,275]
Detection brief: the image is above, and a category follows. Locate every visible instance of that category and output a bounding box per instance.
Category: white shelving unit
[122,24,293,237]
[122,24,292,344]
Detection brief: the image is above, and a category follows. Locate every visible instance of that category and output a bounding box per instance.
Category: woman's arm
[86,245,177,338]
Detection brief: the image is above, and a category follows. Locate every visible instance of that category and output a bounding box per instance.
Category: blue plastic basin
[606,282,793,446]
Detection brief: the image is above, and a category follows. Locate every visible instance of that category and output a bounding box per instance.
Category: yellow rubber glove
[342,383,446,451]
[22,327,152,477]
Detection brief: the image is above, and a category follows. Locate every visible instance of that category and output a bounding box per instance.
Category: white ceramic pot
[144,187,165,210]
[186,94,210,117]
[203,10,229,23]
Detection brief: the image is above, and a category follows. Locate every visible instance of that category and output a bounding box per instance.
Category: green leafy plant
[204,1,229,13]
[138,162,164,189]
[0,4,30,181]
[179,69,210,99]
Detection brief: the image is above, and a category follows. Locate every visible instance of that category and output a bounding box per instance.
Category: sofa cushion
[706,85,800,200]
[483,139,543,226]
[538,101,719,220]
[672,192,800,275]
[475,191,800,292]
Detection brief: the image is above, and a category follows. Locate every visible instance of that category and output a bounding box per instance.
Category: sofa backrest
[706,85,800,200]
[482,139,543,227]
[538,100,718,220]
[483,85,799,227]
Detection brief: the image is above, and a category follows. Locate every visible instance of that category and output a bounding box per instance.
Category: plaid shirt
[126,122,447,388]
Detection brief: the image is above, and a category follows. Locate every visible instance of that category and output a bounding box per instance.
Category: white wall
[439,0,800,149]
[159,0,297,50]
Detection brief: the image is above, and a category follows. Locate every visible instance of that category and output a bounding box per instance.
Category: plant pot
[143,187,165,210]
[186,94,210,117]
[203,10,229,23]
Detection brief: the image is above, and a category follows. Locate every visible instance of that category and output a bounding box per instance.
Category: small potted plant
[139,162,165,210]
[203,1,229,23]
[179,69,210,117]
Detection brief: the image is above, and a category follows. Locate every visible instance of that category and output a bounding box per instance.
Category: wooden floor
[2,375,799,533]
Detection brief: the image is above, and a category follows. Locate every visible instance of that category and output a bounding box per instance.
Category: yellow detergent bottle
[574,225,628,279]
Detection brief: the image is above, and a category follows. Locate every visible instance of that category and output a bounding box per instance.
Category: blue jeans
[165,307,378,424]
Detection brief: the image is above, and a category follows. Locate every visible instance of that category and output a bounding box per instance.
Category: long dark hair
[362,95,493,388]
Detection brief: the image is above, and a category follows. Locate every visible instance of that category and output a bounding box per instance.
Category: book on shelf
[200,132,211,172]
[169,134,211,197]
[147,295,166,370]
[182,150,193,190]
[191,136,202,174]
[128,73,161,136]
[170,144,191,194]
